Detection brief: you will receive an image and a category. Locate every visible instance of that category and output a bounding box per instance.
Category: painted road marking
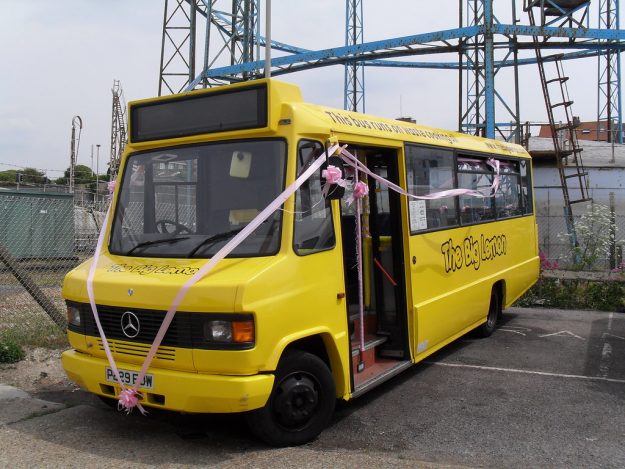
[538,330,585,340]
[602,333,625,341]
[499,326,532,336]
[599,312,615,378]
[499,329,526,336]
[425,361,625,385]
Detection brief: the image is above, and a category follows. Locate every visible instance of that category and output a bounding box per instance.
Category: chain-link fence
[0,191,109,346]
[535,187,625,271]
[1,184,623,347]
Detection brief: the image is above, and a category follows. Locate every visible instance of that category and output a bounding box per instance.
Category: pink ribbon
[486,158,500,195]
[353,167,366,357]
[107,179,117,195]
[85,144,343,413]
[340,149,501,201]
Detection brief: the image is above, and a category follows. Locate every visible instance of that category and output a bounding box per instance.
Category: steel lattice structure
[158,0,262,94]
[597,0,622,142]
[344,0,365,112]
[159,1,624,141]
[109,80,127,180]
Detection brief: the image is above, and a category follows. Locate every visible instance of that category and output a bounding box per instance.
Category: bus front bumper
[61,350,274,413]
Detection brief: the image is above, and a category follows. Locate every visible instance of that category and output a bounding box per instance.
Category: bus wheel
[476,287,501,338]
[245,350,336,447]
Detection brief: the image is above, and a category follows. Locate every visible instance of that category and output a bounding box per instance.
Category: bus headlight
[204,320,232,342]
[202,317,255,345]
[67,305,81,327]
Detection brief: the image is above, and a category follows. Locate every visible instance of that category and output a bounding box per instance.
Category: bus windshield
[109,139,286,258]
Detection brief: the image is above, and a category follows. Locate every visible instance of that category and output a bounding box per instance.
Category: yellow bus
[62,79,539,446]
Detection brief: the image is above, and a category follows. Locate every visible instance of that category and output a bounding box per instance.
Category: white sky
[0,0,617,179]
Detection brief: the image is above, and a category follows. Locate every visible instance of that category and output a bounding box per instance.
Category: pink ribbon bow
[118,388,145,414]
[346,180,369,206]
[321,165,346,196]
[353,181,368,199]
[322,165,343,185]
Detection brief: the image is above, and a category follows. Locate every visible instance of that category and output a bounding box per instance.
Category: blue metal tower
[459,1,521,142]
[161,0,625,147]
[344,0,365,113]
[597,0,623,143]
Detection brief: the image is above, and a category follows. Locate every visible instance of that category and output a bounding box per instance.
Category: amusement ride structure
[156,0,625,232]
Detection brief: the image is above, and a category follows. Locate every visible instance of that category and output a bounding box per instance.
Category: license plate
[105,367,154,390]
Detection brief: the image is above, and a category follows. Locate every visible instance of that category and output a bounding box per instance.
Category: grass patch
[0,325,67,349]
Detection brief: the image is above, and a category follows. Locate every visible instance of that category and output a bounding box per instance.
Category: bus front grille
[96,338,176,361]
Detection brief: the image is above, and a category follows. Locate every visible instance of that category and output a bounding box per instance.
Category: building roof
[526,137,625,169]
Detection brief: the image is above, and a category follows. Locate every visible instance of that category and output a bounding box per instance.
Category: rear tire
[245,350,336,447]
[476,287,501,338]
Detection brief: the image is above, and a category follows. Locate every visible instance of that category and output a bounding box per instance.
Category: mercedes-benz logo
[120,311,140,339]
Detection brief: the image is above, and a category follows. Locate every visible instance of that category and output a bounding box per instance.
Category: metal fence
[1,186,623,347]
[0,192,109,346]
[536,188,625,270]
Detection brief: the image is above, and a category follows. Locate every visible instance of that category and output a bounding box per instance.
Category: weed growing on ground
[558,204,620,270]
[516,277,625,311]
[0,334,25,363]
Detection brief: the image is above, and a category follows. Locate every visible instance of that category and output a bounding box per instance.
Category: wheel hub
[273,372,319,429]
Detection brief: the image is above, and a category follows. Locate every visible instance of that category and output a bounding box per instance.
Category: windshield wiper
[126,237,191,255]
[187,228,244,258]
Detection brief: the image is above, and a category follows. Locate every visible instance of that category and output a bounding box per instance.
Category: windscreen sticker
[107,264,199,276]
[441,234,507,273]
[409,200,428,231]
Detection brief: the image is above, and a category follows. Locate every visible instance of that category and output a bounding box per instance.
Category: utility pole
[96,144,101,201]
[69,116,82,194]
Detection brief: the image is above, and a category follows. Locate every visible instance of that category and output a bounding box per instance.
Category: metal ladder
[526,2,592,236]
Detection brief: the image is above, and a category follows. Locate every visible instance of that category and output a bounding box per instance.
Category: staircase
[349,311,410,395]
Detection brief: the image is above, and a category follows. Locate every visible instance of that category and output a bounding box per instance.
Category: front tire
[476,287,501,338]
[245,350,336,447]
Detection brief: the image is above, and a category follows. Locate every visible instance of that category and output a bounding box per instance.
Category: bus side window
[293,140,336,255]
[520,160,533,214]
[405,144,458,233]
[457,156,495,224]
[495,160,523,218]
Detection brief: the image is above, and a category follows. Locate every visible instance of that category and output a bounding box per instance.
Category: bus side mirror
[321,156,345,200]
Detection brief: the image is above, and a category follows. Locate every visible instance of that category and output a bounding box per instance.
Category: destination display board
[130,84,267,142]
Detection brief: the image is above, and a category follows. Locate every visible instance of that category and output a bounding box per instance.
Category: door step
[351,334,387,374]
[352,360,412,398]
[351,335,386,357]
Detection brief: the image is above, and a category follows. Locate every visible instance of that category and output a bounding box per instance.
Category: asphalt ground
[1,306,624,468]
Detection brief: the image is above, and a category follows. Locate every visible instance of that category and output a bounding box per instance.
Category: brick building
[538,120,624,142]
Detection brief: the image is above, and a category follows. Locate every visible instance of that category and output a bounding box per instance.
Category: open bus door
[340,147,411,395]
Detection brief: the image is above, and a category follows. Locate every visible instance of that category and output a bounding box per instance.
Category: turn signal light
[232,320,254,343]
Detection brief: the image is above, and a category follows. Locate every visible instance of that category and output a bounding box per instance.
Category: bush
[516,277,625,311]
[0,336,25,363]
